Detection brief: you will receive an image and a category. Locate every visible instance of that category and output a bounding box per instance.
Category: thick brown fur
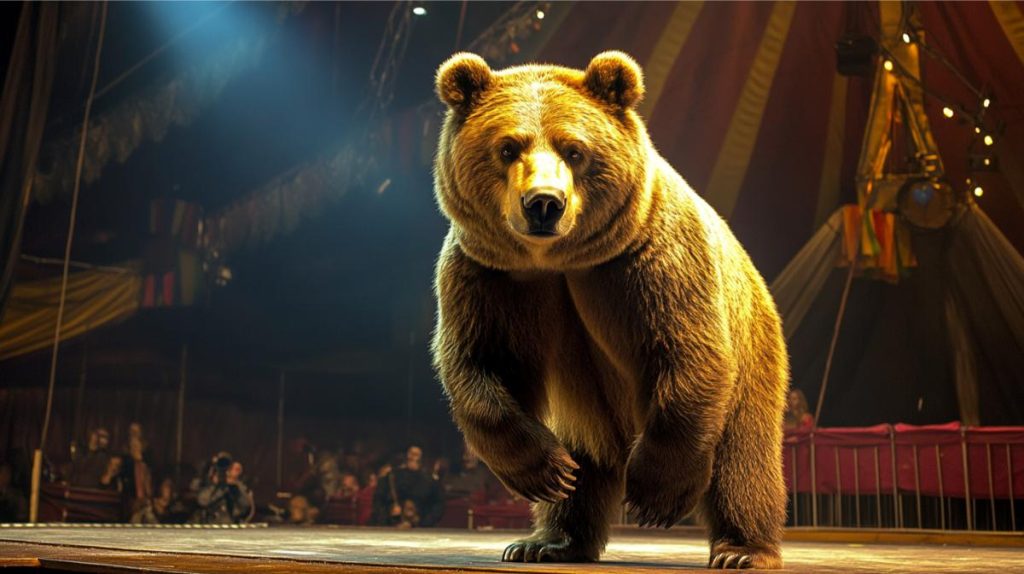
[431,51,788,570]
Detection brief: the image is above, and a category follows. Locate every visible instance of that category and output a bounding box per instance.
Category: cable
[40,1,108,455]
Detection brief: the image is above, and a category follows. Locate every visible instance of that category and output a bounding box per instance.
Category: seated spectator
[99,456,124,491]
[193,457,253,525]
[287,494,319,525]
[356,470,377,525]
[121,436,153,512]
[784,389,815,431]
[131,478,187,524]
[69,428,111,488]
[370,445,443,528]
[0,462,27,522]
[335,472,360,499]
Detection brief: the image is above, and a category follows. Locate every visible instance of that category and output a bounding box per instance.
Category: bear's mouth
[527,229,560,238]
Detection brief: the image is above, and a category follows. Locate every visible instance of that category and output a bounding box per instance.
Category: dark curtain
[787,206,1024,426]
[0,2,58,321]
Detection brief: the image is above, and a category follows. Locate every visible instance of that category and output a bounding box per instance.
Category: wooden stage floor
[1,525,1022,573]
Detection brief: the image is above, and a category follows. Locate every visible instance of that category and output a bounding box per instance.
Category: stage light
[942,106,954,118]
[969,154,998,172]
[984,134,994,146]
[412,5,427,16]
[974,186,984,197]
[902,32,911,44]
[536,9,545,20]
[883,60,894,72]
[983,97,991,108]
[975,126,981,134]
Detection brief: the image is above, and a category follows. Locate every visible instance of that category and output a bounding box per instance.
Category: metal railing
[785,422,1022,531]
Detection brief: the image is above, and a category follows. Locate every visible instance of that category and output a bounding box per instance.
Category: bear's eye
[565,148,585,165]
[499,143,520,162]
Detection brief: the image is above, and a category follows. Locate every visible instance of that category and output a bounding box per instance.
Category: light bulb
[883,60,894,72]
[536,9,545,19]
[984,134,994,146]
[973,186,984,197]
[412,6,427,16]
[942,107,954,118]
[984,158,991,166]
[983,98,991,108]
[902,32,911,44]
[975,127,981,134]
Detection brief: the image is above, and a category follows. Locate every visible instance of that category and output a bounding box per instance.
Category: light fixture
[942,106,954,118]
[984,134,994,146]
[984,158,991,166]
[983,97,991,108]
[883,59,894,72]
[974,186,984,197]
[536,9,545,20]
[975,126,981,134]
[902,32,912,44]
[412,5,427,16]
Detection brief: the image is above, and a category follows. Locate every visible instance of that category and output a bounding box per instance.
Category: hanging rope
[39,1,108,455]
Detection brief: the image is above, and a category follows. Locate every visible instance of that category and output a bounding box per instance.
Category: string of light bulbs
[879,23,1001,200]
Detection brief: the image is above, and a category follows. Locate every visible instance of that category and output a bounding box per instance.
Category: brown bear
[431,51,788,570]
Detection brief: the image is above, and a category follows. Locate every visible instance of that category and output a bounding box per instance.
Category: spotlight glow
[536,9,545,20]
[883,60,894,72]
[902,32,911,44]
[975,126,981,134]
[942,107,954,118]
[983,98,991,108]
[973,186,984,197]
[412,6,426,16]
[984,134,994,146]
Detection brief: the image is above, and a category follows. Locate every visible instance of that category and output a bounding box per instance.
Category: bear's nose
[522,187,566,233]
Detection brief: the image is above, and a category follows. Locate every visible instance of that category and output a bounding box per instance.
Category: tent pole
[813,256,858,428]
[276,371,286,490]
[175,343,188,485]
[30,1,107,523]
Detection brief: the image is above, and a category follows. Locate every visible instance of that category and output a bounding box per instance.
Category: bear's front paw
[624,440,711,528]
[491,444,579,504]
[502,532,597,563]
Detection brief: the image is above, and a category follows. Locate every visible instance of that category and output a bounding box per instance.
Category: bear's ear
[436,53,492,115]
[583,51,645,110]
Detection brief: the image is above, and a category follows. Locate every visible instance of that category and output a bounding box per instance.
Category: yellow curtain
[0,266,141,361]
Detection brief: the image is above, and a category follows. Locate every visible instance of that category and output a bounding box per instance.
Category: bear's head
[434,51,653,271]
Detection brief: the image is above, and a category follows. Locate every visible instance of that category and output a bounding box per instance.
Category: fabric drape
[0,266,141,361]
[0,2,58,321]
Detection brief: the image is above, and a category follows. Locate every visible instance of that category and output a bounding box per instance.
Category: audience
[44,427,509,528]
[131,478,187,524]
[286,494,319,525]
[370,445,444,528]
[193,456,253,525]
[69,427,111,488]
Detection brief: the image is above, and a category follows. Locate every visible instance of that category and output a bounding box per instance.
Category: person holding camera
[193,455,253,525]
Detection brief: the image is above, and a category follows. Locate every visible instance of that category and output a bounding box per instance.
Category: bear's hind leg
[702,396,786,569]
[502,449,621,563]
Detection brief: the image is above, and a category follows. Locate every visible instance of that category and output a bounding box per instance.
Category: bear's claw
[496,448,578,503]
[710,552,752,569]
[709,543,782,570]
[502,536,595,563]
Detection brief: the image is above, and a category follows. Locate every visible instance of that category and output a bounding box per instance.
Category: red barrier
[783,423,1024,500]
